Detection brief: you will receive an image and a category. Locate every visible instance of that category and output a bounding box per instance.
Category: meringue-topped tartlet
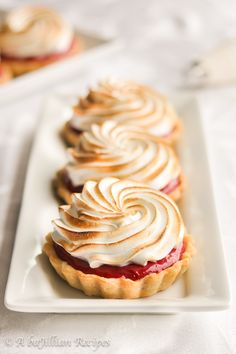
[62,79,181,146]
[0,6,82,76]
[44,177,194,299]
[55,121,183,204]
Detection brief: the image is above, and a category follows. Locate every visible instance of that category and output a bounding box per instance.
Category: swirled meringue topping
[65,121,181,190]
[52,177,185,268]
[0,6,74,58]
[69,79,180,137]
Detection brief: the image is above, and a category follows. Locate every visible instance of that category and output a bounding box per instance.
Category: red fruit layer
[160,176,180,194]
[2,37,77,62]
[53,240,185,281]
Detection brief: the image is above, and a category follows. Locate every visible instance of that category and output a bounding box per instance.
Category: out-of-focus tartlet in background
[0,6,83,76]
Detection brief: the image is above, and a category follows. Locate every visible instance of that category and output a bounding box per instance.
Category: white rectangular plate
[0,29,118,104]
[5,93,230,313]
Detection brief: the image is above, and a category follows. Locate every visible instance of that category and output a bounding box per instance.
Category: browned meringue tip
[43,234,194,299]
[62,118,182,147]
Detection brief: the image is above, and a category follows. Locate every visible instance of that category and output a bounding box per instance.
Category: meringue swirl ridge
[70,79,180,138]
[65,120,181,191]
[52,177,185,268]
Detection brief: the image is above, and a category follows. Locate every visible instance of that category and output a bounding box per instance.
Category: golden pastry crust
[61,118,182,147]
[61,121,82,147]
[43,234,194,299]
[52,170,73,204]
[1,36,82,77]
[53,169,185,205]
[0,63,12,84]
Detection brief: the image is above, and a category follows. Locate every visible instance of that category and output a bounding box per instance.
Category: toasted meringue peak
[52,177,185,268]
[0,6,74,57]
[70,79,180,138]
[65,120,181,190]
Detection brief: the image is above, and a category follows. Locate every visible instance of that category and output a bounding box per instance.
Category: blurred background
[2,0,236,88]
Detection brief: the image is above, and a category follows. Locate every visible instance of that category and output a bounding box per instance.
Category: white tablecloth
[0,1,236,353]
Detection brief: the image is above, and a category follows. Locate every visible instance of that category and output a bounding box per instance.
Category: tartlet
[61,79,181,146]
[0,6,82,76]
[44,177,194,299]
[55,121,184,204]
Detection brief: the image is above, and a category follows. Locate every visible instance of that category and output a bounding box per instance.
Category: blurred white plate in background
[0,29,119,104]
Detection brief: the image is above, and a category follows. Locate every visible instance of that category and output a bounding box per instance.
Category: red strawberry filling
[62,171,84,193]
[2,37,77,62]
[160,177,180,194]
[53,240,185,280]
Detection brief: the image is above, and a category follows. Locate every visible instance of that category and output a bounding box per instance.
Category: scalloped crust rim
[43,234,194,299]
